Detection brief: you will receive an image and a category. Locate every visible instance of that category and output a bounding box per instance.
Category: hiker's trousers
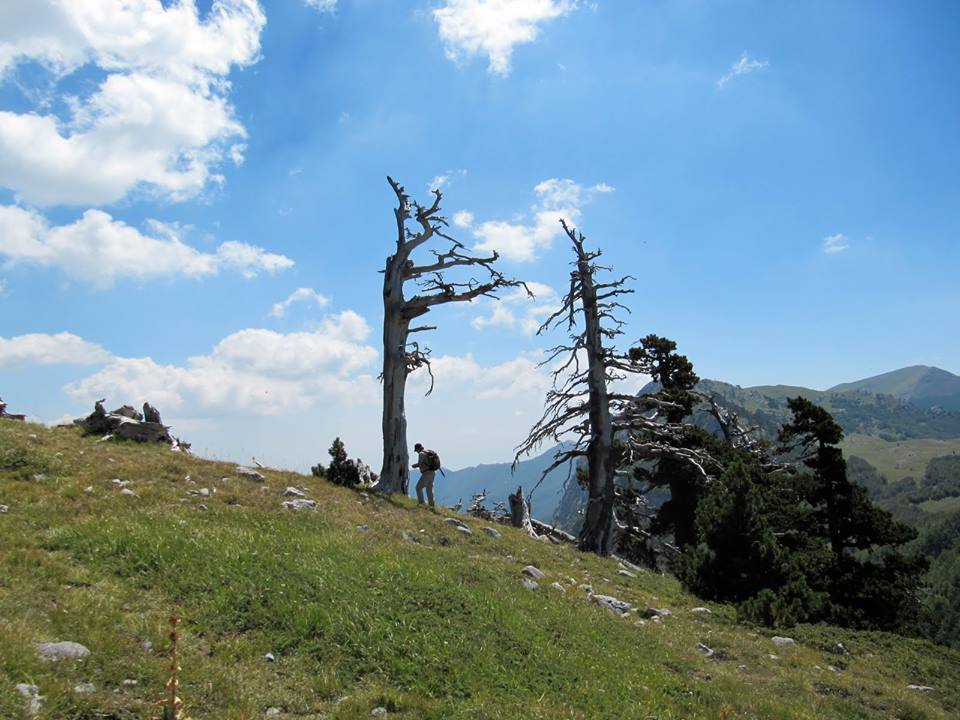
[416,470,436,507]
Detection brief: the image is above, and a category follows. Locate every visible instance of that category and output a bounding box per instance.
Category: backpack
[422,449,441,472]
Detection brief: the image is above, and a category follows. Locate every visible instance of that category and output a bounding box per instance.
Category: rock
[142,640,153,652]
[265,708,282,717]
[122,679,138,686]
[521,565,545,580]
[482,526,501,538]
[401,530,417,543]
[550,582,566,592]
[771,636,795,648]
[111,478,130,486]
[198,504,208,511]
[74,682,96,693]
[617,569,636,578]
[0,505,8,513]
[283,486,306,498]
[455,525,472,537]
[15,683,44,715]
[120,488,137,497]
[830,642,849,655]
[641,608,670,619]
[907,685,934,692]
[198,488,210,497]
[828,665,841,673]
[691,607,712,614]
[696,643,715,658]
[237,466,266,482]
[35,641,91,661]
[591,594,631,616]
[443,517,468,529]
[83,486,93,493]
[578,583,593,593]
[281,499,316,511]
[371,708,388,717]
[264,652,276,662]
[356,524,370,533]
[768,654,780,660]
[522,578,539,590]
[32,473,46,482]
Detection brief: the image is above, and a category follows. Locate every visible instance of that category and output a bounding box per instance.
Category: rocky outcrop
[74,399,185,448]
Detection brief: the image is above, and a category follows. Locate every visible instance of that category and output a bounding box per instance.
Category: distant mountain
[434,443,575,521]
[829,366,960,412]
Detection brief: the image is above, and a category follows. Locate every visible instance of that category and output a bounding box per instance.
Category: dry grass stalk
[154,613,192,720]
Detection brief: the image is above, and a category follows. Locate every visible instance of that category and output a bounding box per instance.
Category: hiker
[412,442,442,507]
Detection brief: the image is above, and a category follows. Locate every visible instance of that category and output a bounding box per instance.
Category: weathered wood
[378,177,527,496]
[508,485,537,536]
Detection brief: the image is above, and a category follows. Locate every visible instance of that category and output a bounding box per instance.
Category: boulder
[237,466,266,482]
[771,636,795,648]
[521,565,545,580]
[35,641,91,661]
[282,499,316,511]
[481,526,501,538]
[590,594,631,616]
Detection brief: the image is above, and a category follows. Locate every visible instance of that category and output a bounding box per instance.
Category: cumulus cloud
[472,282,558,335]
[463,178,613,262]
[0,205,292,287]
[65,311,380,416]
[717,52,769,89]
[822,233,850,254]
[408,351,550,401]
[271,288,331,318]
[427,169,467,192]
[433,0,578,76]
[0,0,265,206]
[0,332,111,368]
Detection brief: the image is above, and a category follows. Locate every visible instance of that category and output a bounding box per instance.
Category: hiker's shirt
[417,451,432,474]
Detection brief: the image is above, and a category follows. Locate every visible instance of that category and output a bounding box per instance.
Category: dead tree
[516,222,718,556]
[515,221,636,555]
[379,177,527,495]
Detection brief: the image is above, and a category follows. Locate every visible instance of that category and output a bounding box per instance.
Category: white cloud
[408,351,550,401]
[453,210,475,228]
[717,52,769,89]
[0,332,111,368]
[433,0,578,76]
[468,179,613,262]
[271,288,331,318]
[0,0,265,206]
[0,205,293,287]
[65,311,380,417]
[428,168,467,192]
[822,233,850,254]
[0,278,6,296]
[305,0,338,12]
[472,282,558,335]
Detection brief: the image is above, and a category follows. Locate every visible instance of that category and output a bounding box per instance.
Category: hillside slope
[830,366,960,411]
[1,419,958,719]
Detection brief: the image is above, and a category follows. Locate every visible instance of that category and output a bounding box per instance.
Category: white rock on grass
[690,607,712,614]
[771,636,796,648]
[522,578,539,590]
[443,517,468,530]
[265,709,282,717]
[617,569,636,578]
[550,582,566,593]
[283,487,306,498]
[0,505,8,513]
[590,594,631,616]
[281,499,317,511]
[371,708,388,717]
[482,526,501,538]
[236,466,266,482]
[15,683,44,715]
[35,641,91,661]
[521,565,545,580]
[696,643,715,658]
[74,683,96,693]
[907,685,934,692]
[455,525,472,537]
[641,608,671,619]
[120,488,137,497]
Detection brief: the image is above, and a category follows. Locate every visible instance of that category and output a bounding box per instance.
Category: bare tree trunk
[380,253,410,495]
[509,485,536,535]
[577,252,616,555]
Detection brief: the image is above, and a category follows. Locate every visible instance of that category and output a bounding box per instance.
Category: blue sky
[1,0,958,470]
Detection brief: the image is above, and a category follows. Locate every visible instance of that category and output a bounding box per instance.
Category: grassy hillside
[840,434,960,482]
[2,419,959,719]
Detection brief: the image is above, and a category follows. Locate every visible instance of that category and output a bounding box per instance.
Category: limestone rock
[522,578,539,590]
[74,683,96,693]
[0,505,8,513]
[521,565,545,580]
[481,526,501,538]
[35,641,91,661]
[283,486,307,498]
[550,582,566,592]
[281,499,316,511]
[771,636,795,648]
[691,607,712,614]
[641,608,670,619]
[696,643,715,658]
[455,525,472,537]
[617,569,636,578]
[591,594,631,616]
[907,685,934,692]
[15,683,44,715]
[237,466,266,482]
[830,642,849,655]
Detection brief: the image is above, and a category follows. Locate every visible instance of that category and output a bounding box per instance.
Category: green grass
[840,434,960,482]
[2,418,959,719]
[918,496,960,515]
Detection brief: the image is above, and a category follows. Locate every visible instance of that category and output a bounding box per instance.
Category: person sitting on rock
[412,442,441,508]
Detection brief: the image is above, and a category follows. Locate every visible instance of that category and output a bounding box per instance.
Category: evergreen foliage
[319,437,360,488]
